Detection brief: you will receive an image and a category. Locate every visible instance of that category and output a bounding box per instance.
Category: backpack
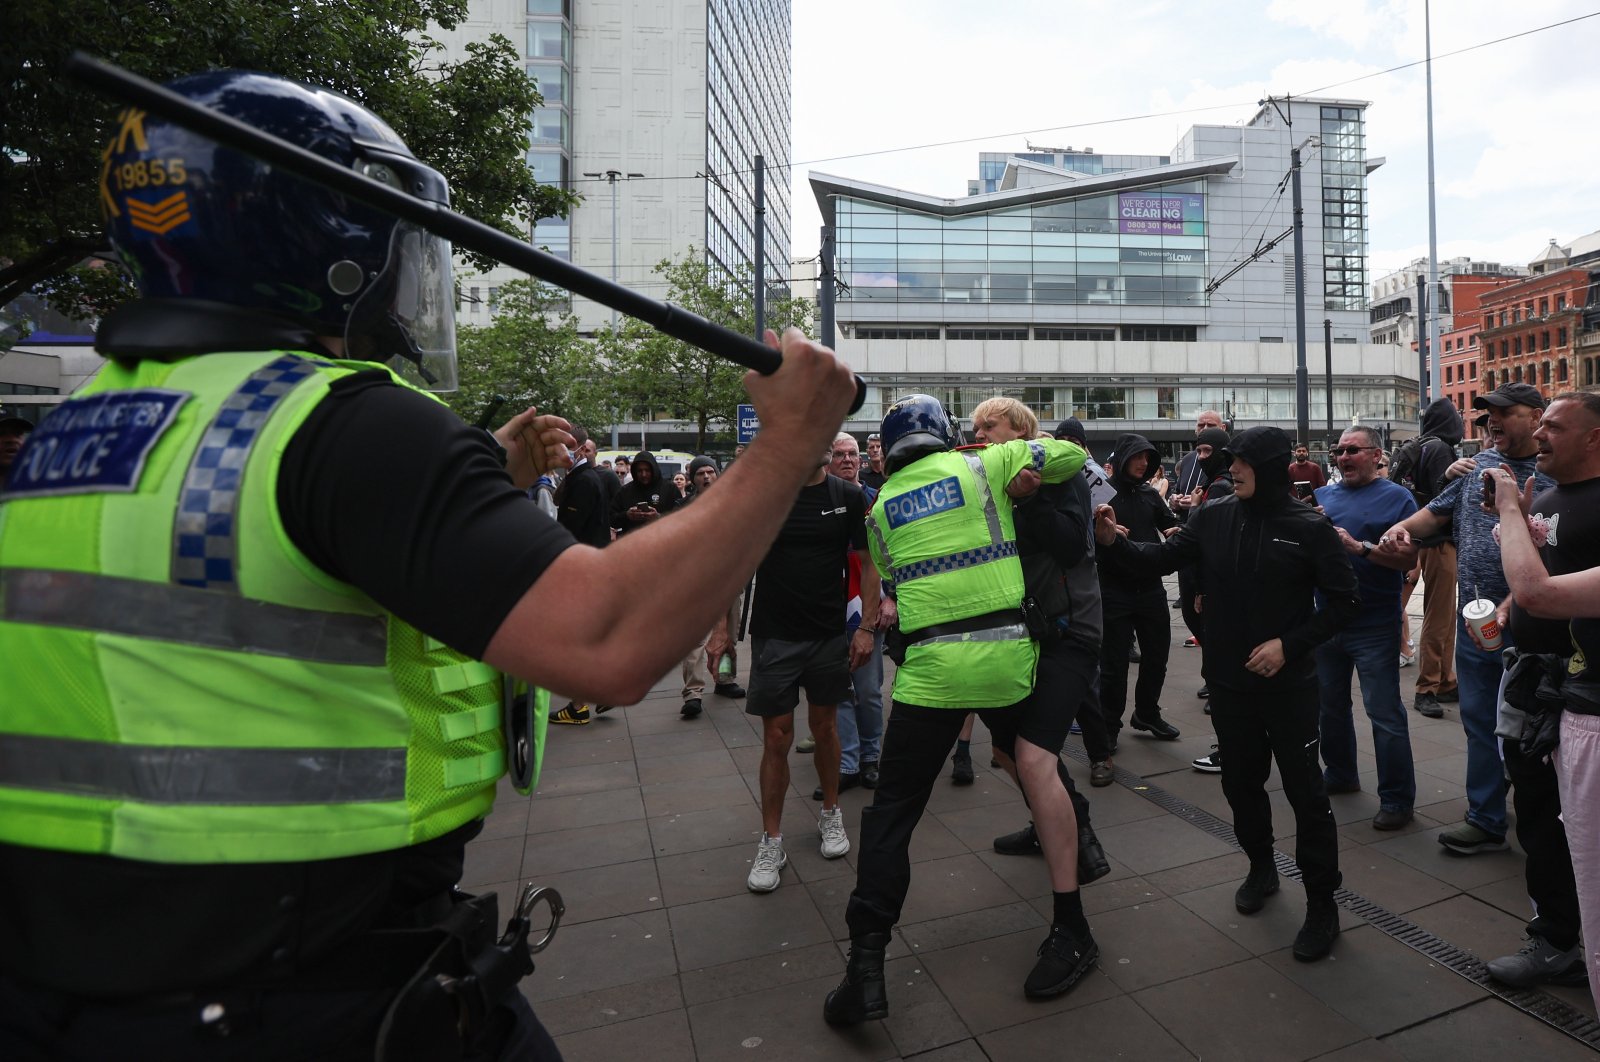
[1390,435,1445,507]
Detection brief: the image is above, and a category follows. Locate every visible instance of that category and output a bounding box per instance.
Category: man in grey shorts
[746,454,879,892]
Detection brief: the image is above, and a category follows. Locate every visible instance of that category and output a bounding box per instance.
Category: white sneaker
[1399,639,1416,668]
[747,834,786,892]
[819,807,850,859]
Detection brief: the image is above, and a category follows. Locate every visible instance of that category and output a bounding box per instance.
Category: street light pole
[1291,139,1310,447]
[582,167,644,446]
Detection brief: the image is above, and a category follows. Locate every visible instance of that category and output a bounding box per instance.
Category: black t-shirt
[751,476,867,641]
[279,374,576,657]
[1510,477,1600,655]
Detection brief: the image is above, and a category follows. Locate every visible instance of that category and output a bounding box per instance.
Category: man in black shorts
[746,453,879,892]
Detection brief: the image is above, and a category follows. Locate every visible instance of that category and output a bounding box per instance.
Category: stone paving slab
[478,574,1598,1059]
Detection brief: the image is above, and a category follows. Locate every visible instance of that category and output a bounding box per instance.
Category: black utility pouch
[1021,597,1054,642]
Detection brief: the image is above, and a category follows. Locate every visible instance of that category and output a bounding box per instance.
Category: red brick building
[1475,266,1591,401]
[1435,275,1526,412]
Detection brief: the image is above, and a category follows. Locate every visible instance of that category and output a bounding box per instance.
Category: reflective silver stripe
[866,510,894,573]
[961,451,1004,545]
[920,623,1029,646]
[0,733,405,805]
[2,568,388,667]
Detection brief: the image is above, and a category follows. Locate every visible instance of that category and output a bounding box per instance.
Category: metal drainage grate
[1062,744,1600,1049]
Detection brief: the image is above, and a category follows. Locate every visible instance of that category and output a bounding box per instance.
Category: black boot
[1078,826,1111,884]
[1234,859,1280,914]
[994,821,1041,856]
[823,932,891,1025]
[1293,895,1340,962]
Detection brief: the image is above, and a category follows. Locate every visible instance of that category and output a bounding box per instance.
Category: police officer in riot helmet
[826,394,1099,1024]
[0,70,856,1059]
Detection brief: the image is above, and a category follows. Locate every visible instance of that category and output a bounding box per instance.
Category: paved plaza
[467,577,1599,1059]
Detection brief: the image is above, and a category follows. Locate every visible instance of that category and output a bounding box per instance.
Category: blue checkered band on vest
[891,540,1019,585]
[1028,440,1047,470]
[171,355,324,590]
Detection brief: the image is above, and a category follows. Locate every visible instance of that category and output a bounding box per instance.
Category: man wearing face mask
[1096,426,1359,961]
[1177,427,1233,673]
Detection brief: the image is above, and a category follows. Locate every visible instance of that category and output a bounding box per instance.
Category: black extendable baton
[65,52,866,413]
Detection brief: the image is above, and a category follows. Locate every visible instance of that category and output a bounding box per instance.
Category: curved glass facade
[836,179,1208,307]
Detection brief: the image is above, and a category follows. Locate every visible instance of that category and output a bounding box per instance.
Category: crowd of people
[6,64,1599,1060]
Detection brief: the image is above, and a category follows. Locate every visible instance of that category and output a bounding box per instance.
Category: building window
[946,327,1028,341]
[1558,294,1567,312]
[1559,358,1568,382]
[469,286,480,313]
[1260,336,1284,343]
[1470,334,1478,347]
[1068,386,1128,419]
[1513,336,1522,356]
[1559,327,1568,346]
[1036,327,1117,341]
[1121,325,1197,342]
[857,326,940,339]
[488,287,500,312]
[1541,331,1551,351]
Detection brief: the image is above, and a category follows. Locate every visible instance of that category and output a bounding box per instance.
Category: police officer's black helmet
[880,394,958,475]
[99,70,458,391]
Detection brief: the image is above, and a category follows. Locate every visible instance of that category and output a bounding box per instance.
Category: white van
[594,448,695,483]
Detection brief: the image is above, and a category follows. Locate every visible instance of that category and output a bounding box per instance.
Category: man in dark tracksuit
[1095,426,1359,961]
[1094,434,1179,746]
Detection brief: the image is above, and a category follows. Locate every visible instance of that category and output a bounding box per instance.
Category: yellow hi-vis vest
[0,350,542,864]
[868,438,1086,708]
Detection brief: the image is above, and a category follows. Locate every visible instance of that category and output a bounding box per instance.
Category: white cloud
[790,0,1600,284]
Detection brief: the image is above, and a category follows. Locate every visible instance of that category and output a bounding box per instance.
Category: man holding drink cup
[1376,383,1553,855]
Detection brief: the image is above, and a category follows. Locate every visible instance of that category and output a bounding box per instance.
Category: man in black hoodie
[1388,397,1464,717]
[609,451,682,538]
[1094,434,1180,748]
[1095,426,1360,961]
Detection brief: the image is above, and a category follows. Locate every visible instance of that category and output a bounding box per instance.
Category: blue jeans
[1315,622,1415,812]
[838,629,885,773]
[1456,616,1509,837]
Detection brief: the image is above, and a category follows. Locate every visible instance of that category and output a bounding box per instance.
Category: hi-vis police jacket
[0,350,536,866]
[868,438,1086,708]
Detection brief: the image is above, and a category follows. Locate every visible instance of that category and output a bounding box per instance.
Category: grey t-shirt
[1426,449,1554,607]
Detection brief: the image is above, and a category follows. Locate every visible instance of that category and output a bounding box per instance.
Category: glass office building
[837,178,1208,308]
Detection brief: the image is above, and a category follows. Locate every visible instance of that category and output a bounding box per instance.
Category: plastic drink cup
[717,653,735,680]
[1462,598,1503,651]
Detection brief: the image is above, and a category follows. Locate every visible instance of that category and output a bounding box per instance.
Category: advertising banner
[1116,192,1205,235]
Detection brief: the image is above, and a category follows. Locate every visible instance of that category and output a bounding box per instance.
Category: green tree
[1,0,576,322]
[610,248,812,452]
[449,280,614,434]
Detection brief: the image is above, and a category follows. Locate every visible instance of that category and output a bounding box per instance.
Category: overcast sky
[787,0,1600,283]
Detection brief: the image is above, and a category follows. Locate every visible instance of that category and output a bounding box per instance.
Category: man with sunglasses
[1313,428,1418,830]
[1378,382,1554,856]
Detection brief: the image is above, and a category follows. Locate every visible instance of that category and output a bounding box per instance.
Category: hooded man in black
[1388,397,1465,715]
[1095,426,1360,962]
[609,451,682,537]
[1092,434,1180,751]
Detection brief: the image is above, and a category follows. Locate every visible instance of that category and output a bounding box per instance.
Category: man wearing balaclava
[1094,426,1359,962]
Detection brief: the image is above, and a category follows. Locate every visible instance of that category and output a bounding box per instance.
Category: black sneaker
[713,682,746,699]
[813,772,860,801]
[1024,924,1099,999]
[1487,935,1590,987]
[950,749,975,786]
[1192,746,1222,773]
[1414,693,1444,719]
[1129,710,1180,740]
[994,821,1042,856]
[1437,688,1460,704]
[1197,685,1210,699]
[860,760,879,788]
[680,698,703,719]
[1292,897,1340,962]
[550,703,590,725]
[594,704,616,715]
[1234,861,1280,914]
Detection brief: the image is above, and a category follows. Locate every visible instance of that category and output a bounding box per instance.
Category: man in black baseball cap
[1473,381,1545,414]
[0,414,32,484]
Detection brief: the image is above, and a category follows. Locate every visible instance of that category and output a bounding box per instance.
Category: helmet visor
[347,221,459,392]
